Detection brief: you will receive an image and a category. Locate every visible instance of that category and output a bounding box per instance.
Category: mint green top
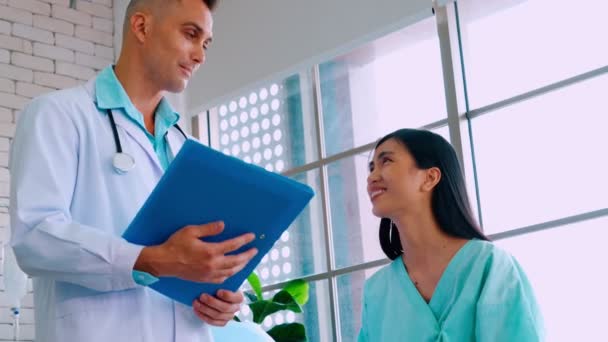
[95,66,182,286]
[358,240,545,341]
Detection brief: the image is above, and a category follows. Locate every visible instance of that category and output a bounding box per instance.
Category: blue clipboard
[122,139,314,306]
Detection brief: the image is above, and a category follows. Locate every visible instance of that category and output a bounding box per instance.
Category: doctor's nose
[192,48,205,67]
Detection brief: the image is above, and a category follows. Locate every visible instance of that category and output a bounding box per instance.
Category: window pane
[470,74,608,233]
[237,280,333,342]
[255,169,327,286]
[336,267,383,341]
[319,16,446,157]
[327,153,385,269]
[459,0,608,108]
[495,216,608,341]
[209,70,318,169]
[433,124,450,142]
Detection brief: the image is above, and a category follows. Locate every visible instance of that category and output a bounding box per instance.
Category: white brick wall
[11,52,54,72]
[12,23,55,45]
[0,5,34,25]
[7,0,51,17]
[16,82,54,98]
[55,33,94,54]
[51,5,92,26]
[0,138,9,151]
[56,61,96,80]
[33,42,74,63]
[75,51,111,70]
[0,49,8,64]
[33,15,74,36]
[0,35,30,53]
[0,64,34,82]
[75,24,112,46]
[0,20,10,35]
[0,1,116,340]
[94,43,113,60]
[33,71,78,89]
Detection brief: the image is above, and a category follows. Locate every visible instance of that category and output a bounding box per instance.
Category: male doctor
[9,0,259,341]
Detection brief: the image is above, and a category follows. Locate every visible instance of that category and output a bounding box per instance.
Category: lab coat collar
[84,78,164,173]
[94,66,181,139]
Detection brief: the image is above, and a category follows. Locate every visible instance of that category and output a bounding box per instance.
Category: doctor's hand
[134,221,258,283]
[193,290,244,326]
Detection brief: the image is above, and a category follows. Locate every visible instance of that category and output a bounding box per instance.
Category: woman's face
[367,138,432,218]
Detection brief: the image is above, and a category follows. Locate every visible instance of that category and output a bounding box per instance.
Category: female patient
[358,129,544,341]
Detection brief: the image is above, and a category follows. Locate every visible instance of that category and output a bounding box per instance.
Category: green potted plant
[235,272,309,342]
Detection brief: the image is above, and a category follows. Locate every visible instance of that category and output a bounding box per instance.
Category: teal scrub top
[358,239,545,341]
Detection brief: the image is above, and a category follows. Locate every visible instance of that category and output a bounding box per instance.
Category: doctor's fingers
[206,256,255,283]
[186,221,225,237]
[192,304,231,327]
[193,298,238,323]
[212,232,256,254]
[199,293,241,314]
[217,248,258,270]
[214,290,244,304]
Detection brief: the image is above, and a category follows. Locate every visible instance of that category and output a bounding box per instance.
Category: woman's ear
[421,167,441,192]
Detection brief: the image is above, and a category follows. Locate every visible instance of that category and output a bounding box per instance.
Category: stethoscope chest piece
[113,152,135,174]
[106,108,186,175]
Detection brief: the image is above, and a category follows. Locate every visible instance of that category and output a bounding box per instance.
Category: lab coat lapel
[110,110,164,174]
[165,128,186,162]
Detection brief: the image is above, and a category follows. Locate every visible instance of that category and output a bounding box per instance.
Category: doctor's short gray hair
[123,0,217,38]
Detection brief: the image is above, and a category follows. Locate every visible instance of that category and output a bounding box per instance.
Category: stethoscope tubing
[106,109,187,174]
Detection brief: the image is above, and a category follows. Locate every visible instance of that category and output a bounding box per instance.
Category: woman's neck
[392,210,467,271]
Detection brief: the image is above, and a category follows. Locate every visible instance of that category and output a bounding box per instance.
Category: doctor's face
[143,0,213,93]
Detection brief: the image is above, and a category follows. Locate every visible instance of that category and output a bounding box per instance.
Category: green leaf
[233,315,241,322]
[267,323,307,342]
[244,291,258,303]
[281,279,309,306]
[272,290,302,313]
[247,272,263,301]
[249,300,286,323]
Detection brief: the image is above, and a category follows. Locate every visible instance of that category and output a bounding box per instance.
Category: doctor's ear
[130,12,151,43]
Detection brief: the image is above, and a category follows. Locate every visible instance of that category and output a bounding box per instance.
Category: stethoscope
[106,109,187,174]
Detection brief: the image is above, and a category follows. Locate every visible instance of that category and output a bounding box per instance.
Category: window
[210,71,318,170]
[319,17,446,156]
[458,0,608,108]
[457,0,608,340]
[470,73,608,234]
[336,267,381,341]
[495,215,608,341]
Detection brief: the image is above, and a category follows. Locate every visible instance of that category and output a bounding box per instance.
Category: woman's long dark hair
[376,129,489,260]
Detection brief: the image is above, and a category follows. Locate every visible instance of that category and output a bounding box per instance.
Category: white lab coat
[9,77,213,342]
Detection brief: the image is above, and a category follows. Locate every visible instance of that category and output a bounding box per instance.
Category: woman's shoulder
[363,257,403,295]
[467,239,533,288]
[468,239,515,264]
